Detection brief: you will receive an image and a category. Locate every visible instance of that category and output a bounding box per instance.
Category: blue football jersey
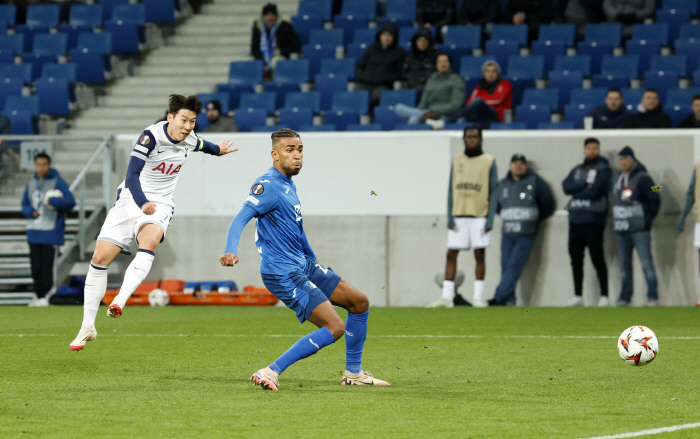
[244,167,311,275]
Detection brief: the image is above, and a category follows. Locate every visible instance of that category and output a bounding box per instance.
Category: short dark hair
[584,137,600,146]
[607,88,622,96]
[644,88,658,95]
[34,152,51,163]
[262,3,277,15]
[692,94,700,102]
[168,94,202,116]
[436,51,450,63]
[271,128,300,142]
[463,125,482,138]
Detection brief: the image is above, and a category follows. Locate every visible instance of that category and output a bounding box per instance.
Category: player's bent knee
[352,293,369,314]
[328,321,346,340]
[91,252,112,267]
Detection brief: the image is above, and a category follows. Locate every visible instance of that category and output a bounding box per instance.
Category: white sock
[473,280,485,301]
[113,249,155,308]
[442,280,455,301]
[82,263,109,328]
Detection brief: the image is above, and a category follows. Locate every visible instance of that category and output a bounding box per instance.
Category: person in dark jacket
[678,94,700,128]
[562,137,612,307]
[624,89,673,129]
[402,28,438,94]
[612,146,660,306]
[586,88,630,129]
[21,153,76,307]
[355,22,406,108]
[555,0,605,31]
[503,0,553,40]
[416,0,457,40]
[486,154,555,306]
[203,100,238,133]
[603,0,654,25]
[459,0,501,25]
[250,3,301,76]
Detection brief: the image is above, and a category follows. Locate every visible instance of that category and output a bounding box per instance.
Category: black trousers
[568,223,608,297]
[29,244,57,298]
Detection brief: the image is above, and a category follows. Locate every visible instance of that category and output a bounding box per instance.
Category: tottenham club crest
[252,184,264,195]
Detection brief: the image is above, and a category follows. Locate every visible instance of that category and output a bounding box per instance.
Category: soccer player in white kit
[70,95,237,351]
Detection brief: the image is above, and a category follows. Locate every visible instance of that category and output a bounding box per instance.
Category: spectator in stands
[203,100,238,133]
[459,0,501,26]
[416,0,457,41]
[250,3,302,78]
[503,0,553,40]
[487,154,555,306]
[21,153,75,307]
[612,146,660,306]
[394,53,465,124]
[624,89,673,129]
[355,22,406,108]
[586,88,630,129]
[603,0,654,26]
[428,60,512,129]
[678,95,700,128]
[555,0,605,37]
[403,28,439,95]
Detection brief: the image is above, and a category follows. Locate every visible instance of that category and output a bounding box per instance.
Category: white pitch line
[1,334,700,339]
[582,422,700,439]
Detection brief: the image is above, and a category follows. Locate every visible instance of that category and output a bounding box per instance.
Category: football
[43,189,63,210]
[148,288,170,307]
[617,325,659,366]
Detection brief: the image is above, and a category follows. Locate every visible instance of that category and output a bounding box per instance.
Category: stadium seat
[0,79,23,108]
[42,62,77,82]
[380,89,417,108]
[68,4,103,28]
[111,4,145,25]
[537,24,576,47]
[239,92,277,114]
[394,123,431,130]
[584,23,622,47]
[506,55,544,79]
[5,95,40,116]
[234,108,267,132]
[0,5,17,27]
[299,124,335,131]
[577,41,612,75]
[297,0,333,21]
[531,40,566,74]
[302,45,336,78]
[658,9,691,42]
[1,110,35,134]
[346,123,381,131]
[228,61,264,87]
[309,29,344,48]
[314,73,349,110]
[564,103,591,128]
[331,90,369,114]
[491,25,528,46]
[35,77,71,115]
[144,0,176,24]
[625,40,660,75]
[459,55,497,80]
[323,111,357,130]
[373,106,405,130]
[334,16,367,45]
[443,25,482,48]
[25,4,60,28]
[538,121,575,129]
[674,40,700,73]
[490,122,526,129]
[398,26,420,50]
[598,55,639,80]
[353,28,376,46]
[642,71,680,102]
[662,0,697,14]
[667,105,693,126]
[100,0,129,21]
[340,0,376,18]
[679,23,700,40]
[320,58,355,79]
[284,91,321,113]
[383,0,416,24]
[515,104,551,129]
[14,25,49,53]
[694,70,700,87]
[569,88,608,107]
[665,87,700,107]
[77,32,112,54]
[70,40,112,84]
[278,107,314,130]
[291,15,323,46]
[649,55,688,76]
[32,33,68,57]
[197,92,231,114]
[548,70,583,108]
[632,23,669,46]
[22,54,56,81]
[592,76,629,89]
[0,64,33,85]
[0,34,25,55]
[273,59,310,85]
[620,88,644,111]
[521,88,559,110]
[346,43,369,59]
[507,76,532,108]
[195,112,209,131]
[105,21,140,54]
[485,40,520,71]
[250,124,285,132]
[0,52,12,66]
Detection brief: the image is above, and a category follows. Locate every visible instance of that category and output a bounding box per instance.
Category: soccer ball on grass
[148,289,170,307]
[617,325,658,366]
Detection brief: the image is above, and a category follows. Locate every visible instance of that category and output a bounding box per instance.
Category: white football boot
[251,367,279,391]
[425,298,454,308]
[341,370,390,386]
[69,326,97,351]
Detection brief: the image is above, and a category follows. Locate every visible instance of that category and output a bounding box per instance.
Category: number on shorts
[315,263,328,275]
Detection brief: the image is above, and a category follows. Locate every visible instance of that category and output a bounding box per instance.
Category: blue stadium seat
[334,16,367,45]
[665,87,700,106]
[195,112,209,131]
[22,54,56,81]
[584,23,622,47]
[437,44,475,71]
[346,123,382,131]
[111,4,145,25]
[331,90,369,114]
[299,124,335,131]
[443,25,482,48]
[531,40,566,74]
[459,55,497,80]
[314,73,348,110]
[564,103,591,128]
[667,105,693,126]
[398,26,419,50]
[14,25,49,53]
[394,123,431,130]
[59,24,89,51]
[625,40,660,75]
[309,29,343,48]
[694,70,700,87]
[234,108,267,132]
[0,35,25,55]
[273,59,310,85]
[678,23,700,40]
[228,61,263,87]
[662,0,697,14]
[548,70,583,108]
[537,24,576,46]
[42,63,77,82]
[69,4,103,28]
[297,0,333,21]
[278,107,314,130]
[5,95,40,116]
[100,0,129,21]
[642,71,680,101]
[506,55,544,79]
[490,122,527,129]
[144,0,176,24]
[105,21,140,54]
[658,9,691,42]
[674,40,700,73]
[380,89,417,107]
[0,64,33,84]
[577,41,612,75]
[239,92,277,114]
[250,124,285,132]
[346,43,369,59]
[69,48,108,83]
[522,88,559,110]
[569,88,608,107]
[0,5,17,27]
[620,88,644,111]
[77,32,112,54]
[508,76,532,108]
[353,28,376,46]
[320,58,355,79]
[632,23,669,46]
[340,0,376,18]
[485,40,519,71]
[592,75,629,89]
[35,77,70,115]
[0,52,12,65]
[1,110,35,134]
[515,104,551,129]
[384,0,416,23]
[491,25,528,46]
[32,33,68,57]
[538,121,575,129]
[25,4,60,27]
[291,15,323,45]
[373,106,405,130]
[323,111,357,130]
[198,92,231,114]
[284,91,321,113]
[649,54,688,76]
[302,45,336,78]
[598,55,639,80]
[0,79,23,108]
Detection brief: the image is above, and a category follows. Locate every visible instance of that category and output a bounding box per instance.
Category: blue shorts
[261,257,342,323]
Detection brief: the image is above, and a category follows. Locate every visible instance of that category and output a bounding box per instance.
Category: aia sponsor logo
[152,162,182,175]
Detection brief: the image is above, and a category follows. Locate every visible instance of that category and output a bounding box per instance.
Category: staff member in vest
[562,137,612,307]
[486,154,555,306]
[613,146,660,307]
[427,126,498,308]
[675,162,700,307]
[21,153,76,307]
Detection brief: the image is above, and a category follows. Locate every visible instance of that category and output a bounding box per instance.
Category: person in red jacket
[428,60,513,129]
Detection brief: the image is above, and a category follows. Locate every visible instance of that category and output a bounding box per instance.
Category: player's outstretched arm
[220,206,256,267]
[196,137,238,156]
[217,139,238,156]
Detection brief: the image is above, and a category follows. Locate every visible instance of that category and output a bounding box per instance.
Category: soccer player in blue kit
[220,128,390,391]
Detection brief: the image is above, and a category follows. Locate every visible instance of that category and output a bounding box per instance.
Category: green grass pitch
[1,306,699,438]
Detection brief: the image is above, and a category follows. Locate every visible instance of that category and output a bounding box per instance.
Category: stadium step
[78,106,167,120]
[0,292,35,305]
[138,65,229,77]
[168,35,250,47]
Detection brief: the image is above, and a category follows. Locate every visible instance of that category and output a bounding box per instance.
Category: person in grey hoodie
[394,53,466,124]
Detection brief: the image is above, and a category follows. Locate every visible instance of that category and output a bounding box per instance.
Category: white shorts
[447,217,490,250]
[97,197,174,255]
[694,222,700,249]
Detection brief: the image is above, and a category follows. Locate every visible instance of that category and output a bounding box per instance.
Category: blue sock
[269,327,335,375]
[345,310,368,374]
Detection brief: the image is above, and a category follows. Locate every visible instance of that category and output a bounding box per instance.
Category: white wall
[112,130,700,306]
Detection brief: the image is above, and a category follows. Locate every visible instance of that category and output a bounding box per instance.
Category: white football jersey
[117,121,206,207]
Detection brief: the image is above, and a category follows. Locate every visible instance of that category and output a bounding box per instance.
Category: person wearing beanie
[402,28,439,94]
[562,137,613,307]
[623,89,673,129]
[250,3,301,75]
[203,100,238,133]
[675,156,700,306]
[486,154,555,306]
[612,146,661,307]
[355,22,407,108]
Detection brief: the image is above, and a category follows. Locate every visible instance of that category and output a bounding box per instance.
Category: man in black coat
[355,22,406,108]
[459,0,501,25]
[586,88,630,129]
[679,94,700,128]
[250,3,301,76]
[624,89,673,129]
[416,0,457,40]
[402,28,438,94]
